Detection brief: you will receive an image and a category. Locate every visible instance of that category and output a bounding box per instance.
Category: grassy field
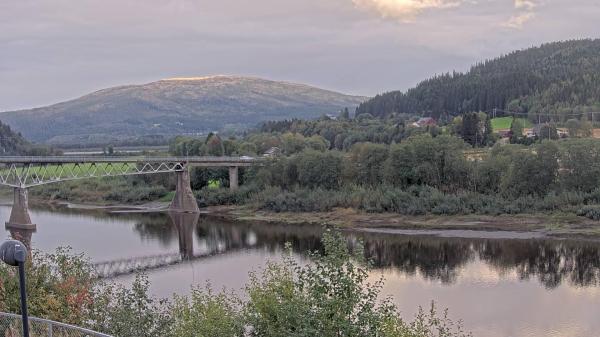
[491,117,533,131]
[0,162,147,181]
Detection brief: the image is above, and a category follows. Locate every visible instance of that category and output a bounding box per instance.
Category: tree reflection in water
[132,217,600,288]
[14,208,600,289]
[358,233,600,289]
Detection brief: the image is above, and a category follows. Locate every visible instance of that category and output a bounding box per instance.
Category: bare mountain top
[0,76,366,145]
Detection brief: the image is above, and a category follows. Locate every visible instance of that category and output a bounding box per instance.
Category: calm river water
[2,203,600,337]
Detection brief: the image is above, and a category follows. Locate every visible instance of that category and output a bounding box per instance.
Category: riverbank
[204,205,600,241]
[20,193,600,241]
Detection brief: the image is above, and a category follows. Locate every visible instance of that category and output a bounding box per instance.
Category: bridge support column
[229,166,239,191]
[169,169,200,213]
[6,187,36,231]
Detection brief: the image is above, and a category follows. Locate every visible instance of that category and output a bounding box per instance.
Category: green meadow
[491,117,533,131]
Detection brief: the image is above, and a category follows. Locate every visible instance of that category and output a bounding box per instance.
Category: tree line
[195,136,600,218]
[169,113,437,157]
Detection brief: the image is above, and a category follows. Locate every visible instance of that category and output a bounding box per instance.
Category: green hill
[0,76,366,146]
[356,39,600,120]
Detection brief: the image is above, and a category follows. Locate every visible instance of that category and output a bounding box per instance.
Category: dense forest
[356,39,600,121]
[194,137,600,219]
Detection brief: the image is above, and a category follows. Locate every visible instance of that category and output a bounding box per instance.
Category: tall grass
[200,183,600,216]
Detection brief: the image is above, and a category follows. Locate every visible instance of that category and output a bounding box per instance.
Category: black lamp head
[0,240,28,266]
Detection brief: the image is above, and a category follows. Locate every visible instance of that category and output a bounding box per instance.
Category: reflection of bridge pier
[168,211,199,259]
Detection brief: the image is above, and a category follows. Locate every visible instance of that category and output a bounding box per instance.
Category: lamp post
[0,240,29,337]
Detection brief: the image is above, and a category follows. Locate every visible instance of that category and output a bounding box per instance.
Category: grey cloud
[0,0,598,111]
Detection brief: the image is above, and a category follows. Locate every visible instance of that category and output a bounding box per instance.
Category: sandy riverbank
[203,205,600,241]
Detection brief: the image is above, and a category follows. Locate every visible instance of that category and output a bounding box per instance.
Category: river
[2,203,599,337]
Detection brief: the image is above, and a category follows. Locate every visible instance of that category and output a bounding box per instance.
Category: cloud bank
[352,0,465,22]
[503,0,540,28]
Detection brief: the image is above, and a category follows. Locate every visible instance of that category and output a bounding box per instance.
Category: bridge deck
[0,156,260,166]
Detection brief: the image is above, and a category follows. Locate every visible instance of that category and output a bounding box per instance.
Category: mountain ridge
[0,75,367,146]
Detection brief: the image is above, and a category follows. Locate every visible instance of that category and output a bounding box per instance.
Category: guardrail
[0,156,260,164]
[0,312,112,337]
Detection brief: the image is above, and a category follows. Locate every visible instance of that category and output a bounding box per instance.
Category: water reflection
[6,205,600,337]
[169,212,197,259]
[133,214,324,261]
[359,233,600,289]
[8,206,600,289]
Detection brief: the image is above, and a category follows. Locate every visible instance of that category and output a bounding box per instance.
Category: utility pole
[592,112,595,139]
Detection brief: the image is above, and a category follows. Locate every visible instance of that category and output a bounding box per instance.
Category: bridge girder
[0,156,261,188]
[0,161,186,188]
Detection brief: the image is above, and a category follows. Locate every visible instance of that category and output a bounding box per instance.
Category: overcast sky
[1,0,598,111]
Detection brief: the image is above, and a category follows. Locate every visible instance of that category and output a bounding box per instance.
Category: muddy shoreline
[203,205,600,241]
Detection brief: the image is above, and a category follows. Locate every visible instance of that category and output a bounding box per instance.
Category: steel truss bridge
[0,156,261,229]
[0,156,258,188]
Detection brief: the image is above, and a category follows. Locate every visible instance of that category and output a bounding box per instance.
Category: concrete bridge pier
[169,169,200,213]
[8,226,35,255]
[229,166,239,191]
[5,187,36,231]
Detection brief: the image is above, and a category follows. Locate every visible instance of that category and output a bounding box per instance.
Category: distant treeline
[169,114,437,156]
[53,134,169,149]
[356,39,600,122]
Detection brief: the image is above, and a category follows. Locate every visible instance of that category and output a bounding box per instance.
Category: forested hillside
[0,120,56,155]
[356,39,600,120]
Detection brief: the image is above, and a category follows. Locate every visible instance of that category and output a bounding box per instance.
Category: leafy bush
[89,276,172,337]
[577,206,600,220]
[0,248,96,325]
[0,234,471,337]
[255,188,341,212]
[197,184,259,206]
[32,177,169,204]
[171,230,471,337]
[171,288,243,337]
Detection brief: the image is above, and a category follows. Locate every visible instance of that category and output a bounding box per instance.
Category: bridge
[0,156,261,231]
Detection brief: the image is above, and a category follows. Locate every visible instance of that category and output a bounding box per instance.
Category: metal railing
[0,312,112,337]
[0,156,260,164]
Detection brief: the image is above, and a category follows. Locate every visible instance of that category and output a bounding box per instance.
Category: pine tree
[339,107,350,120]
[461,112,480,147]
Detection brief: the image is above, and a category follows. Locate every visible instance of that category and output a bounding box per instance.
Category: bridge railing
[0,156,260,164]
[0,312,112,337]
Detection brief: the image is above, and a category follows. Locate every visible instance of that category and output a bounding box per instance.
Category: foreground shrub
[0,233,470,337]
[171,288,243,337]
[0,248,96,325]
[172,231,471,337]
[89,276,172,337]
